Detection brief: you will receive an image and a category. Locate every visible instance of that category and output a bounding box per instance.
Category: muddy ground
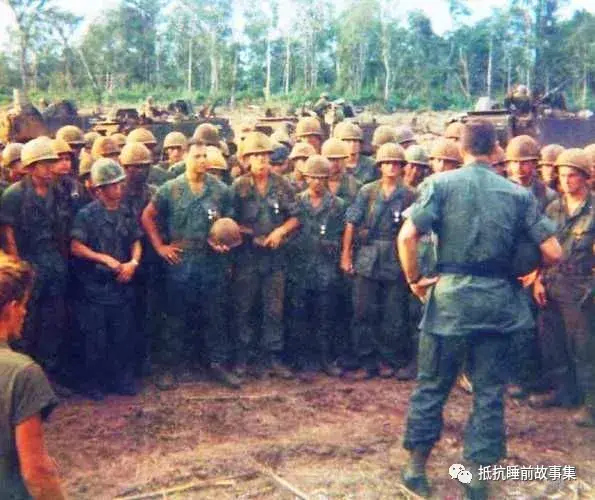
[45,373,595,499]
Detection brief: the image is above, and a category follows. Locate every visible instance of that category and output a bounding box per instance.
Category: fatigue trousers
[544,276,595,407]
[233,254,285,364]
[404,331,511,465]
[351,274,410,369]
[158,255,229,367]
[75,299,134,391]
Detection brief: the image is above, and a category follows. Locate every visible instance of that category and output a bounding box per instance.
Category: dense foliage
[1,0,594,110]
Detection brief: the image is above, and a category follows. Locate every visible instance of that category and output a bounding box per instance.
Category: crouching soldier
[70,159,142,400]
[290,155,346,380]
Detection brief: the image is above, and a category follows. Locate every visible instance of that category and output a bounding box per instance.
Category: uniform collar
[562,192,591,219]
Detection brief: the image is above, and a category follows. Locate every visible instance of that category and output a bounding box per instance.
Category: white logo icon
[449,464,473,484]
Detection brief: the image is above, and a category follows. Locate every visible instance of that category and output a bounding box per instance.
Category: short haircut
[460,120,496,156]
[0,255,34,309]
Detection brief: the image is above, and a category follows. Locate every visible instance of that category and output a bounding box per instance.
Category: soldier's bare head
[460,120,496,159]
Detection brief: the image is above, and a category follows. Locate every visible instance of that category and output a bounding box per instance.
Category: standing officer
[530,149,594,425]
[290,155,346,379]
[341,143,415,379]
[398,120,561,499]
[142,141,239,389]
[335,122,378,185]
[230,132,300,378]
[70,159,142,400]
[0,137,68,385]
[296,117,324,153]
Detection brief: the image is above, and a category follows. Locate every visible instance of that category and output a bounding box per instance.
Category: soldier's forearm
[277,217,300,237]
[398,219,421,282]
[342,223,355,257]
[131,240,142,263]
[1,225,19,257]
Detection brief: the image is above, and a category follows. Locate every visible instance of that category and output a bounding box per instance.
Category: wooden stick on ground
[394,481,426,500]
[114,473,257,500]
[250,460,310,500]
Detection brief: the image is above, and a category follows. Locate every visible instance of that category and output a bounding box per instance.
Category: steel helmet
[1,143,23,168]
[219,140,230,157]
[295,116,323,138]
[289,142,316,160]
[51,138,72,156]
[193,123,220,146]
[91,136,120,160]
[120,142,152,166]
[303,155,331,178]
[110,133,127,149]
[395,125,416,145]
[334,121,363,141]
[539,144,564,166]
[163,131,187,150]
[584,144,595,166]
[372,125,397,148]
[271,128,292,147]
[555,148,591,177]
[206,146,228,170]
[405,145,430,166]
[375,143,406,164]
[321,138,348,159]
[127,127,157,146]
[505,135,539,162]
[56,125,85,146]
[21,136,59,167]
[242,132,273,156]
[430,138,462,163]
[209,217,242,248]
[91,158,127,187]
[84,131,100,149]
[444,122,464,141]
[78,151,93,178]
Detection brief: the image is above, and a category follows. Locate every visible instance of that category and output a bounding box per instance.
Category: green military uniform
[350,155,379,185]
[147,164,175,187]
[0,179,68,376]
[347,180,416,371]
[71,199,142,394]
[540,194,594,407]
[331,173,361,204]
[289,191,346,370]
[169,160,186,178]
[0,344,58,499]
[152,173,233,368]
[403,162,555,465]
[230,172,300,366]
[285,172,307,194]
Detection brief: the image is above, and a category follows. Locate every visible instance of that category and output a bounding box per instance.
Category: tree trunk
[187,39,193,94]
[265,32,272,101]
[458,47,471,99]
[283,36,290,95]
[231,48,238,108]
[487,34,493,98]
[209,32,219,95]
[582,60,588,109]
[18,32,29,92]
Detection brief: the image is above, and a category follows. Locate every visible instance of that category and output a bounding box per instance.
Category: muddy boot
[210,363,242,389]
[155,370,178,391]
[400,449,431,498]
[528,390,580,409]
[395,360,417,381]
[573,406,595,427]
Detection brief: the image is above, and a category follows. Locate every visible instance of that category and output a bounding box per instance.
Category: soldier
[70,159,141,400]
[77,152,95,204]
[429,138,461,174]
[398,120,561,498]
[83,131,100,156]
[286,142,315,193]
[162,131,188,170]
[110,133,127,151]
[206,145,231,184]
[0,137,69,386]
[142,141,240,390]
[1,143,26,184]
[270,143,291,176]
[583,144,595,192]
[341,143,416,379]
[271,128,293,150]
[490,143,507,177]
[539,143,564,192]
[193,123,221,147]
[444,121,463,142]
[127,128,174,187]
[56,125,85,175]
[91,136,121,162]
[403,145,431,191]
[395,126,417,150]
[289,155,346,380]
[371,125,397,154]
[296,116,324,153]
[505,84,533,115]
[230,132,300,379]
[335,122,378,185]
[322,138,361,204]
[530,149,594,427]
[313,92,331,117]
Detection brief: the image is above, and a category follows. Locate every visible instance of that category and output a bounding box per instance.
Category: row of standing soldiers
[0,117,592,419]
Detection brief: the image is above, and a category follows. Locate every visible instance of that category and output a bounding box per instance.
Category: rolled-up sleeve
[523,192,556,244]
[408,179,440,234]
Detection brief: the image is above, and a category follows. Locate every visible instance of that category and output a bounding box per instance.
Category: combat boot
[395,360,417,381]
[400,449,431,498]
[460,463,489,500]
[573,406,595,427]
[210,363,242,389]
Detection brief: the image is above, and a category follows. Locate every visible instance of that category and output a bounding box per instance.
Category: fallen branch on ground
[250,459,310,500]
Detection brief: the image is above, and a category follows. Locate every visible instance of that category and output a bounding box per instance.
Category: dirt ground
[45,373,595,499]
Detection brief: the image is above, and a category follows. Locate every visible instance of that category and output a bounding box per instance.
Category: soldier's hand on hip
[208,240,230,254]
[410,276,439,303]
[103,255,123,273]
[533,278,548,308]
[263,228,285,249]
[157,243,183,265]
[340,253,354,275]
[116,262,138,283]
